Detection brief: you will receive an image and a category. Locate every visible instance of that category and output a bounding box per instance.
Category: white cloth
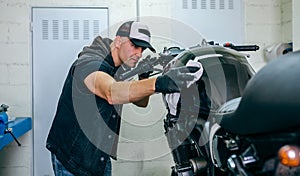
[186,60,203,88]
[165,60,203,116]
[165,93,181,116]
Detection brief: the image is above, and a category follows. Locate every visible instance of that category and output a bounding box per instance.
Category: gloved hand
[138,70,153,80]
[155,66,196,93]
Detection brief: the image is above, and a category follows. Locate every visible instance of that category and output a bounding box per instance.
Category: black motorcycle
[160,44,255,176]
[119,43,300,175]
[161,45,300,175]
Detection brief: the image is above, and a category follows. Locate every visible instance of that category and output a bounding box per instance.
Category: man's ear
[114,36,121,48]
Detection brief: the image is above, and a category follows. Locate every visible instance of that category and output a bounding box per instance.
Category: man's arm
[84,66,197,105]
[132,94,150,107]
[132,72,153,107]
[84,71,156,105]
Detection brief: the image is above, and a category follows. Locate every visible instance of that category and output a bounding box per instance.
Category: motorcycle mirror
[278,145,300,167]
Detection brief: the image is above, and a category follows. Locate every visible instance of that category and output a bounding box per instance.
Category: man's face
[119,37,145,68]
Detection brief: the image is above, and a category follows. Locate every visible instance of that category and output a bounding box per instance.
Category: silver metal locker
[32,7,109,176]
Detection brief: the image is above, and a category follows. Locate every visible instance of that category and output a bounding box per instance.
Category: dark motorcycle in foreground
[162,46,300,175]
[120,42,300,175]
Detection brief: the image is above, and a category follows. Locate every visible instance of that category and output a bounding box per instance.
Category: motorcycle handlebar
[223,42,260,51]
[119,42,259,80]
[118,62,154,80]
[118,55,171,80]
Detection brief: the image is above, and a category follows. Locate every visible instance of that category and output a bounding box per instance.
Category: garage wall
[293,0,300,51]
[0,0,295,175]
[244,0,292,71]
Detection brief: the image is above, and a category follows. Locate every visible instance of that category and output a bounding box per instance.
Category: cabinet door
[32,7,108,176]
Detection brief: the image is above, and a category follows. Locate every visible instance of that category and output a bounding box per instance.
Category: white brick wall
[0,0,32,174]
[293,0,300,51]
[0,0,296,175]
[281,0,292,42]
[0,132,32,176]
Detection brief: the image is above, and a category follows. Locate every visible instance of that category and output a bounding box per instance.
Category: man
[46,21,197,176]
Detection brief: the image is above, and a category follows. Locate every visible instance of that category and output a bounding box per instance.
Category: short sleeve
[73,60,103,83]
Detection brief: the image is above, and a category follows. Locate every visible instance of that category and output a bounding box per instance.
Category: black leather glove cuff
[138,71,153,80]
[155,75,180,93]
[154,66,196,94]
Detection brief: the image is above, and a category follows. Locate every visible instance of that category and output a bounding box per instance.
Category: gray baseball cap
[116,21,156,53]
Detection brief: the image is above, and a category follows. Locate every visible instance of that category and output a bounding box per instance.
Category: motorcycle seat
[217,51,300,135]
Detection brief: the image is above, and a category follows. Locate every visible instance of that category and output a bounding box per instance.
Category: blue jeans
[51,153,112,176]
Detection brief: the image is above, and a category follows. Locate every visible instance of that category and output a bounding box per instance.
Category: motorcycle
[160,43,256,176]
[120,42,300,175]
[161,45,300,175]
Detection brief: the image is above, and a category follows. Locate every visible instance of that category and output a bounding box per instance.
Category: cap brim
[130,38,156,53]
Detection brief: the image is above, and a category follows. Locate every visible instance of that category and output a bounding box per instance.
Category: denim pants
[51,153,112,176]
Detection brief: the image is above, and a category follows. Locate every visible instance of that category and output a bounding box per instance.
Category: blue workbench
[0,117,32,150]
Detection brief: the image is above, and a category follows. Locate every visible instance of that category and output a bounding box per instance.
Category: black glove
[138,70,153,80]
[155,66,196,93]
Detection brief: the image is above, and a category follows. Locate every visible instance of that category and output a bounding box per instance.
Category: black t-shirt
[70,53,122,155]
[73,53,119,93]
